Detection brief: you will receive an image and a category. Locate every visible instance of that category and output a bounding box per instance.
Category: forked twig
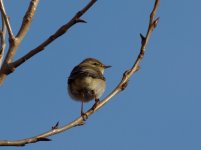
[0,0,160,146]
[0,0,40,85]
[0,0,96,85]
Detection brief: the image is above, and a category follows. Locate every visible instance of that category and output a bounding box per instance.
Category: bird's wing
[68,65,105,82]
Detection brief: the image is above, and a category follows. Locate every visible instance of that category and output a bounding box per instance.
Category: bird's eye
[93,62,99,66]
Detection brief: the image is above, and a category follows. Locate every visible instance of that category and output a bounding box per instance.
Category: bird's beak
[104,65,112,69]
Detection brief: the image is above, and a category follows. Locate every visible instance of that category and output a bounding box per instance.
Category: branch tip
[52,121,59,130]
[37,137,52,141]
[140,33,145,44]
[76,19,87,23]
[140,33,145,39]
[153,17,160,28]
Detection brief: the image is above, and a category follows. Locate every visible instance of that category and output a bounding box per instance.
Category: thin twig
[11,0,97,70]
[0,0,39,85]
[0,0,160,146]
[0,0,14,40]
[0,13,6,67]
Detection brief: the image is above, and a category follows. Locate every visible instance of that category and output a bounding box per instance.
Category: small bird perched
[68,58,111,116]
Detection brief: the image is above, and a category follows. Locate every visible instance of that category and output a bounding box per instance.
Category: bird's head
[80,58,111,74]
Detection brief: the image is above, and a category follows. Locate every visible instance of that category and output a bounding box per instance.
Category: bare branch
[0,0,160,146]
[51,121,59,130]
[11,0,97,70]
[0,13,6,67]
[0,0,14,40]
[0,0,96,85]
[16,0,39,39]
[0,0,39,85]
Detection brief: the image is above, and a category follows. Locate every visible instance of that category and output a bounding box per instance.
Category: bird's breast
[85,77,106,99]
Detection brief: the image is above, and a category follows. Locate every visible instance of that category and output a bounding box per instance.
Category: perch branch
[0,0,160,146]
[0,0,14,40]
[0,0,39,85]
[0,13,6,67]
[11,0,97,72]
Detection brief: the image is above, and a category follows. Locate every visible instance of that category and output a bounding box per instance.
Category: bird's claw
[81,112,88,121]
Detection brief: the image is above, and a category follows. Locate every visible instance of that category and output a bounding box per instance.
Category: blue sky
[0,0,201,150]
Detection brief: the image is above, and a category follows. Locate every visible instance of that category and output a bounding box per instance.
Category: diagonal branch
[0,0,14,40]
[0,13,6,67]
[11,0,97,70]
[0,0,160,146]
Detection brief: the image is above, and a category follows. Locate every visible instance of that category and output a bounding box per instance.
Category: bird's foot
[81,111,88,121]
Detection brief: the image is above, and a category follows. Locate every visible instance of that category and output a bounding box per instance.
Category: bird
[68,58,111,117]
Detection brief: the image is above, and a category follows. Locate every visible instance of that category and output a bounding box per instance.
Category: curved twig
[0,0,160,146]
